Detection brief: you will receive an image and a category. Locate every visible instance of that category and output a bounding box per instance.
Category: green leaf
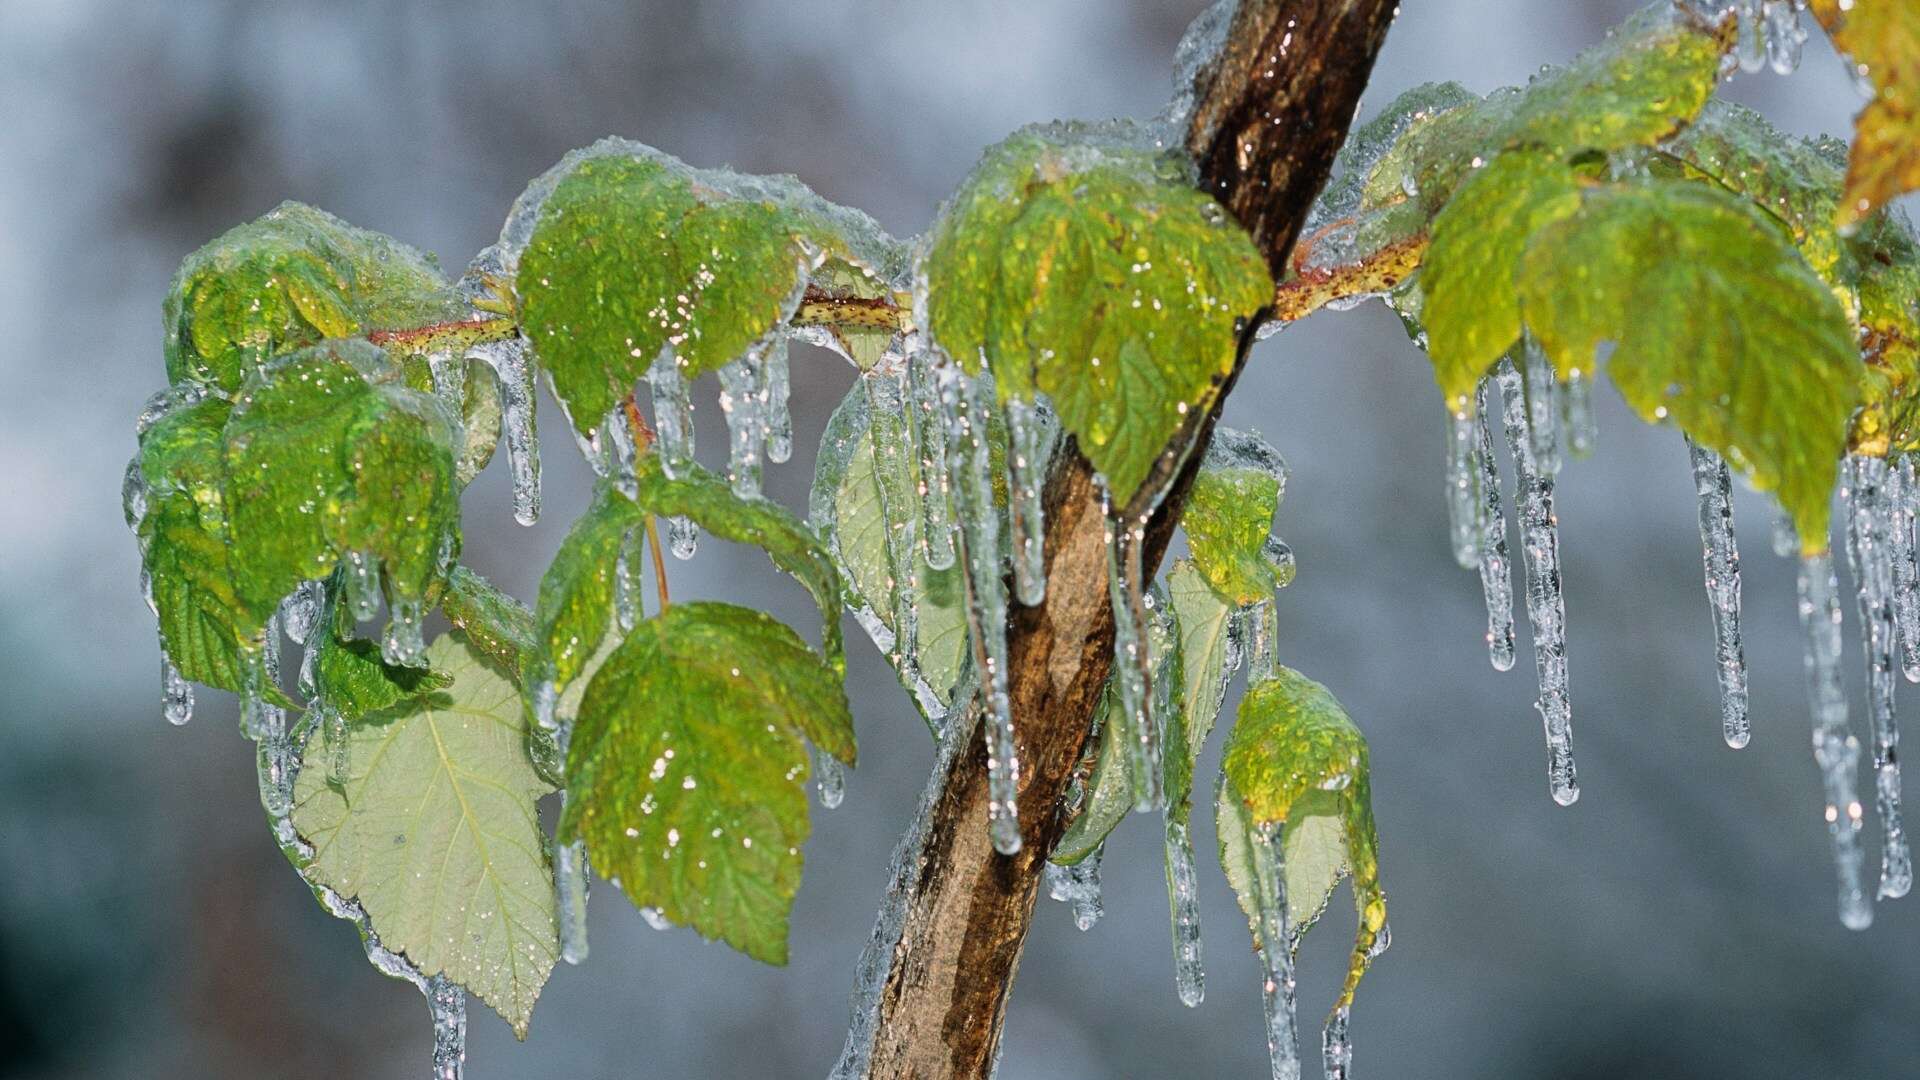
[532,485,638,708]
[457,355,503,486]
[311,624,451,718]
[1215,778,1351,941]
[1167,558,1234,772]
[924,126,1272,502]
[292,633,559,1037]
[1423,151,1584,407]
[560,602,853,963]
[1517,180,1863,546]
[517,153,809,439]
[1219,667,1386,1009]
[811,386,969,723]
[1052,685,1132,865]
[164,202,465,394]
[1358,3,1727,214]
[442,566,537,676]
[223,339,462,621]
[1185,428,1289,607]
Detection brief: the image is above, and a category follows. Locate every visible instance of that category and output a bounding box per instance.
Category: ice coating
[382,599,427,668]
[862,347,925,687]
[615,525,646,633]
[1797,548,1874,929]
[1841,456,1912,900]
[1242,598,1278,685]
[1522,336,1562,478]
[344,549,380,623]
[1005,396,1053,607]
[556,837,592,964]
[468,336,542,527]
[121,458,147,532]
[1475,377,1516,672]
[278,580,325,646]
[936,360,1020,853]
[1891,458,1920,683]
[907,338,958,570]
[1160,0,1236,142]
[1687,437,1750,749]
[1772,511,1800,559]
[427,974,468,1080]
[1323,1004,1353,1080]
[1045,849,1105,931]
[1164,818,1206,1006]
[1496,357,1578,806]
[1105,493,1166,813]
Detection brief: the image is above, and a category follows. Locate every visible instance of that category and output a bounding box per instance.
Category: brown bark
[845,3,1397,1076]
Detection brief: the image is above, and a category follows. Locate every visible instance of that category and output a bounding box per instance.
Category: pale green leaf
[1185,429,1288,607]
[1216,777,1349,940]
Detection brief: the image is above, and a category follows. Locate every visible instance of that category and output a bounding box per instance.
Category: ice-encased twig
[1797,548,1874,929]
[1842,455,1912,899]
[1496,357,1578,805]
[1686,437,1750,749]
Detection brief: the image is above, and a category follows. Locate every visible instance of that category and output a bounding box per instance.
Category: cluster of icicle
[1444,338,1589,806]
[1704,0,1810,78]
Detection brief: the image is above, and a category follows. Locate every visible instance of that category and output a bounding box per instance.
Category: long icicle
[1444,403,1481,569]
[1497,355,1578,805]
[1105,492,1166,812]
[1248,812,1299,1080]
[1797,545,1874,928]
[939,361,1020,854]
[1164,817,1205,1006]
[1842,455,1913,899]
[1475,376,1516,671]
[471,336,541,526]
[1890,456,1920,683]
[1687,436,1750,749]
[717,348,769,499]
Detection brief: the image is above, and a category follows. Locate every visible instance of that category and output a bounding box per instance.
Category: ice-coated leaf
[163,201,467,394]
[293,633,559,1037]
[559,602,854,963]
[517,154,810,438]
[1053,685,1131,865]
[1185,440,1286,607]
[922,122,1271,502]
[457,355,503,486]
[1219,667,1387,1008]
[136,394,261,695]
[442,566,537,675]
[1809,0,1920,229]
[1216,778,1349,940]
[1168,559,1234,768]
[1852,234,1920,455]
[1423,151,1585,407]
[1359,3,1728,215]
[1518,180,1863,545]
[532,485,638,704]
[311,624,451,718]
[223,339,462,622]
[810,386,969,717]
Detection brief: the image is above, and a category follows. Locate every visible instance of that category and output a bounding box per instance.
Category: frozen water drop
[1890,457,1920,683]
[161,655,194,726]
[763,329,794,465]
[1044,848,1104,931]
[1247,814,1300,1080]
[908,341,957,570]
[814,745,847,809]
[1443,405,1481,569]
[470,337,542,526]
[278,580,325,646]
[717,348,768,499]
[381,600,427,668]
[1104,493,1165,813]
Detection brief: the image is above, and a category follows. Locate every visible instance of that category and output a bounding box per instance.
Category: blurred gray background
[4,1,1916,1077]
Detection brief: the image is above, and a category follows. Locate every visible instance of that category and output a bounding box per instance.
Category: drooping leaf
[1809,0,1920,229]
[559,602,854,963]
[1185,428,1289,607]
[1167,559,1234,770]
[292,633,559,1037]
[1052,685,1132,865]
[1517,180,1863,546]
[1422,150,1585,407]
[311,625,451,719]
[223,339,462,623]
[163,202,466,394]
[442,566,537,676]
[1219,667,1386,1009]
[810,385,969,723]
[531,485,638,710]
[923,123,1272,502]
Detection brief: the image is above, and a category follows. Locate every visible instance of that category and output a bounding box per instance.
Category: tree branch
[838,4,1396,1076]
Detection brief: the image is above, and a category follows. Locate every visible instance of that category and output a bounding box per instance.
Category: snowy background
[4,1,1918,1077]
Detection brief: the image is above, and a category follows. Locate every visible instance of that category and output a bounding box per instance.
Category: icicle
[382,599,427,668]
[1762,0,1805,74]
[1248,815,1300,1080]
[1563,366,1596,458]
[1521,335,1561,477]
[717,350,768,499]
[323,703,352,785]
[1687,437,1750,749]
[1004,397,1051,606]
[1891,457,1920,683]
[908,341,957,570]
[1475,377,1516,672]
[1323,1005,1353,1080]
[1164,817,1205,1007]
[592,397,642,501]
[939,361,1020,854]
[1735,0,1768,72]
[1264,536,1297,588]
[861,350,924,685]
[278,581,325,646]
[667,516,698,560]
[427,973,467,1080]
[1044,849,1104,931]
[1797,548,1874,928]
[813,744,847,809]
[1105,492,1165,812]
[614,526,646,633]
[763,328,794,465]
[247,619,295,819]
[427,349,465,411]
[161,655,194,726]
[1443,403,1481,569]
[1497,358,1578,806]
[471,337,541,526]
[343,551,380,623]
[647,346,697,479]
[1242,598,1278,684]
[1842,456,1913,900]
[555,837,592,964]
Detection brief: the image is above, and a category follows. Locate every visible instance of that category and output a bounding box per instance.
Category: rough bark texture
[853,3,1397,1076]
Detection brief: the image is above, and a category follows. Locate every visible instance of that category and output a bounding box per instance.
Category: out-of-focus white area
[2,2,1916,1077]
